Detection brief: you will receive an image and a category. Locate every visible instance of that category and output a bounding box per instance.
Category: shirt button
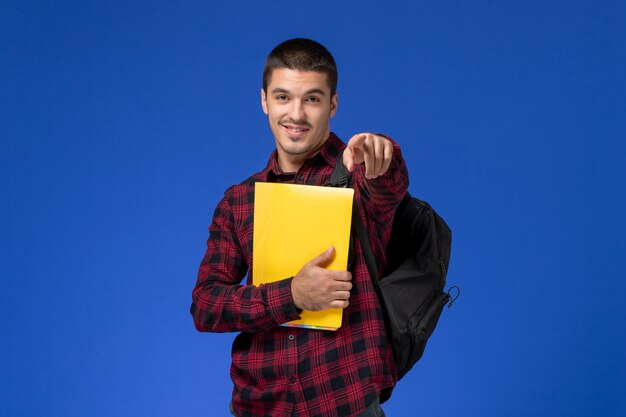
[297,174,304,182]
[288,334,295,341]
[290,376,296,383]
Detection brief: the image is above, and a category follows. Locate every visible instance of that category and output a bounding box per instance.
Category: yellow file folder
[253,182,354,331]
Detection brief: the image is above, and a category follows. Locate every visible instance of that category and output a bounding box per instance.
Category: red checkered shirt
[191,133,409,417]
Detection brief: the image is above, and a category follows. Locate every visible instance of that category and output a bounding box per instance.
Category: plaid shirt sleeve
[190,187,301,333]
[352,139,409,272]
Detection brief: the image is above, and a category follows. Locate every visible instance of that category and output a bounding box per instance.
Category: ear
[261,89,268,115]
[330,92,338,117]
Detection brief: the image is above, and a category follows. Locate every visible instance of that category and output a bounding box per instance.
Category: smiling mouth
[283,124,310,136]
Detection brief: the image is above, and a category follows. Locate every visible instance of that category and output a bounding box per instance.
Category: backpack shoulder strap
[328,151,381,288]
[328,151,350,188]
[352,204,382,287]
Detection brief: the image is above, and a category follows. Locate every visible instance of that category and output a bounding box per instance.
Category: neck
[277,154,305,173]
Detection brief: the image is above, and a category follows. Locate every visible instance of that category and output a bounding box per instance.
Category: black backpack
[329,154,459,380]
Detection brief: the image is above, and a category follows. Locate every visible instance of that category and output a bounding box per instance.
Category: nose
[288,100,304,121]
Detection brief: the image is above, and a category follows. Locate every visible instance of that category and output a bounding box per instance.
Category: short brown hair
[262,38,338,95]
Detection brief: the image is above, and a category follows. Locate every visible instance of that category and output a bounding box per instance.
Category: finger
[373,137,385,176]
[363,136,376,179]
[331,280,352,293]
[343,148,355,172]
[347,133,367,151]
[380,140,393,176]
[331,271,352,282]
[329,299,349,309]
[309,245,335,267]
[344,134,367,172]
[334,290,351,301]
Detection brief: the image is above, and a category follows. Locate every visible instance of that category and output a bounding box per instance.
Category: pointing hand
[343,133,394,179]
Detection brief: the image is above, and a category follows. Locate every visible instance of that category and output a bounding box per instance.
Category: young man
[191,38,409,417]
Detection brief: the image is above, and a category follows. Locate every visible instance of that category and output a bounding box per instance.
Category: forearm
[190,193,301,333]
[191,275,300,333]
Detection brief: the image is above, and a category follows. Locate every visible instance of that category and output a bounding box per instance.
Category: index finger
[330,270,352,281]
[347,133,367,151]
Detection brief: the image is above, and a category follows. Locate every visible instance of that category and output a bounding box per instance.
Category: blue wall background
[2,1,625,416]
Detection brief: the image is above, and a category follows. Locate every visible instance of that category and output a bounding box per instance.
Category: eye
[275,95,288,101]
[305,96,321,103]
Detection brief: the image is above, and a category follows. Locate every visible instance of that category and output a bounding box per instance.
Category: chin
[281,145,310,156]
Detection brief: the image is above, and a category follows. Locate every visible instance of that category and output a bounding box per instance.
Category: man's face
[261,68,338,172]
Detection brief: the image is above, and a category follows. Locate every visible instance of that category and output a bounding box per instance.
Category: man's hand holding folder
[291,245,353,311]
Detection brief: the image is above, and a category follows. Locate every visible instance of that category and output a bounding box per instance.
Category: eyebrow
[270,87,327,96]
